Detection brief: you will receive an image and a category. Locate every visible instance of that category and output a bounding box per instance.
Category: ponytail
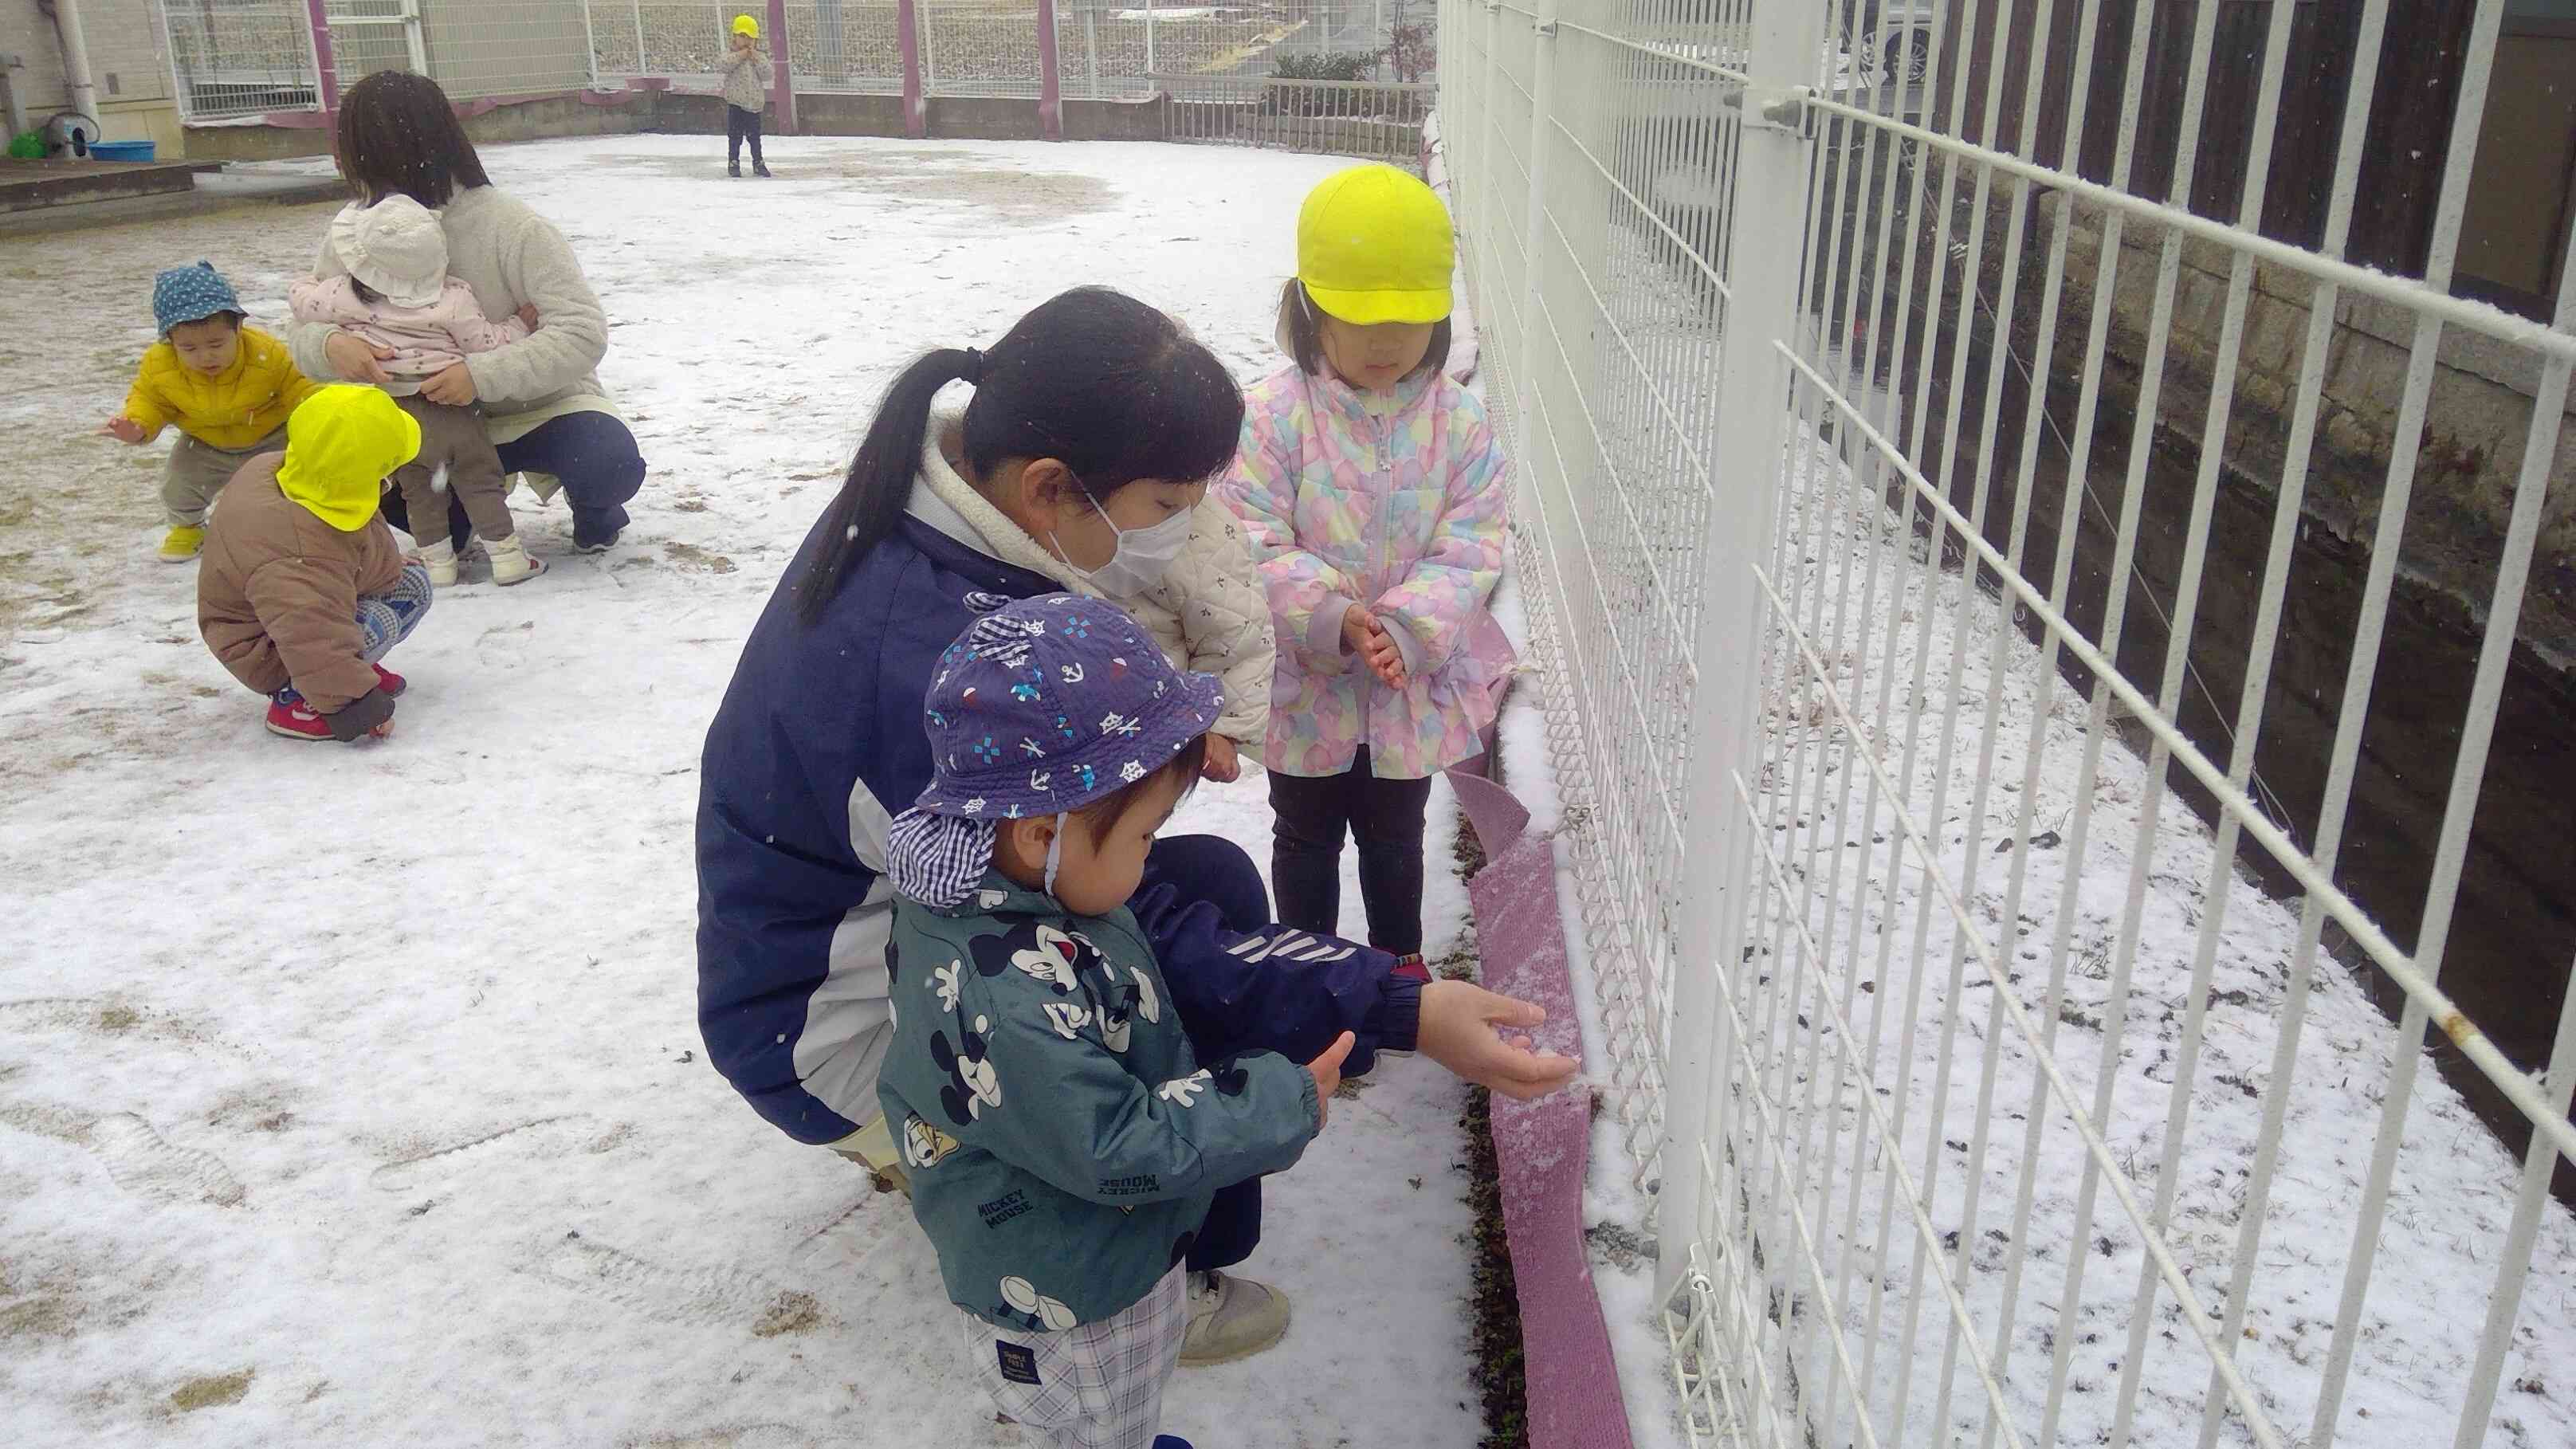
[791,286,1245,627]
[795,348,978,624]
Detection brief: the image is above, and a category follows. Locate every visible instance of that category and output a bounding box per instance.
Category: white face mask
[1053,489,1192,597]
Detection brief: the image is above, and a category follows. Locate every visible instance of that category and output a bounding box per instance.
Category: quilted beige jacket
[1113,501,1275,748]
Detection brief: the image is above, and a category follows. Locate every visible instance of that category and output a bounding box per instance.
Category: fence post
[1037,0,1063,139]
[576,0,601,88]
[1506,0,1557,443]
[302,0,340,130]
[897,0,925,137]
[630,0,647,77]
[766,0,797,132]
[1651,0,1824,1297]
[1084,5,1100,100]
[1144,0,1154,74]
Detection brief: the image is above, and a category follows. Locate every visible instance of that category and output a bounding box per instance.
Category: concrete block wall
[2040,192,2576,668]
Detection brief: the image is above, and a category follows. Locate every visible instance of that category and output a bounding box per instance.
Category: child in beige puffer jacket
[1104,500,1275,783]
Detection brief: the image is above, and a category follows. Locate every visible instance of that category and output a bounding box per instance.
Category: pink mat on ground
[1449,768,1637,1449]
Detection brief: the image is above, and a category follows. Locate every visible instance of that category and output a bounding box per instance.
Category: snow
[0,135,1483,1448]
[1504,399,2576,1446]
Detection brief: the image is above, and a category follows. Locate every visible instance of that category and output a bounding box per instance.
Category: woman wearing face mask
[695,287,1578,1371]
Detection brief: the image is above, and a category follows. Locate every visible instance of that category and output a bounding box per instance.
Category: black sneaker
[753,162,772,179]
[570,527,620,555]
[728,163,742,178]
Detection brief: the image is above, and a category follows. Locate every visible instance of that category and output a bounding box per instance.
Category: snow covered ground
[0,135,1483,1448]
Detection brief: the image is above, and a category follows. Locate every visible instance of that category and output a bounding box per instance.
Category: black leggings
[727,104,765,166]
[1269,748,1435,956]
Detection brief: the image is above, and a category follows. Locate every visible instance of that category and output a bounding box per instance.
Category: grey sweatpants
[163,428,286,528]
[391,393,517,544]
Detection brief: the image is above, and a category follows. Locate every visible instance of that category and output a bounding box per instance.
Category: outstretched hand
[1415,980,1580,1101]
[100,416,146,444]
[1305,1031,1357,1130]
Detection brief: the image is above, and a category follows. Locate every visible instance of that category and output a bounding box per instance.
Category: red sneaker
[1390,952,1431,983]
[265,691,332,741]
[371,663,406,697]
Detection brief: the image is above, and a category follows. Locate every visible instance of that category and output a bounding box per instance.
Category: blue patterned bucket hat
[152,261,243,334]
[915,594,1223,821]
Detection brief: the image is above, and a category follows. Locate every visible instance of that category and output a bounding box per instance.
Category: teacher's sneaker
[1178,1270,1288,1367]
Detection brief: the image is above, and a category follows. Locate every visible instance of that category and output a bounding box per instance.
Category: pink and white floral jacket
[1219,363,1515,781]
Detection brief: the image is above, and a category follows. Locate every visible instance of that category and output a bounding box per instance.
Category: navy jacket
[697,500,1423,1144]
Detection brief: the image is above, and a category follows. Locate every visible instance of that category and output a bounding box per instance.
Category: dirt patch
[749,1290,823,1338]
[0,1294,78,1341]
[169,1368,253,1412]
[663,541,738,575]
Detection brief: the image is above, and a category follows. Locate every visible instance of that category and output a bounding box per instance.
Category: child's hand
[1304,1031,1357,1131]
[1361,623,1408,689]
[516,304,540,329]
[100,417,147,444]
[1201,732,1242,783]
[367,717,397,740]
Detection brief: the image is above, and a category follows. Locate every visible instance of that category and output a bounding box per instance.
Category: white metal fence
[151,0,1431,119]
[155,0,323,122]
[1441,1,2576,1447]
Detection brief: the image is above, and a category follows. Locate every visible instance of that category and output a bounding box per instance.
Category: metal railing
[1442,1,2576,1447]
[155,0,323,123]
[1163,75,1429,159]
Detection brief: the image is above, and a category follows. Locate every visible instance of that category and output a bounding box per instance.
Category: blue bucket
[90,139,156,162]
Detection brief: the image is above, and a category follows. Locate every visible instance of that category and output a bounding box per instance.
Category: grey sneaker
[1178,1270,1289,1366]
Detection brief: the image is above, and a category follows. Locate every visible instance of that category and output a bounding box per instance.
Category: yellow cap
[276,386,420,532]
[732,13,759,37]
[1295,164,1454,327]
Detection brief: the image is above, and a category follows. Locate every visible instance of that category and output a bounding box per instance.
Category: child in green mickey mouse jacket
[876,595,1357,1449]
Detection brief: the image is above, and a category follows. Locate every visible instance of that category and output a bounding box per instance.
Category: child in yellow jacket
[101,261,321,562]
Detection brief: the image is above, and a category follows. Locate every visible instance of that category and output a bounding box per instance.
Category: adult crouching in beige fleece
[289,71,647,557]
[291,194,549,587]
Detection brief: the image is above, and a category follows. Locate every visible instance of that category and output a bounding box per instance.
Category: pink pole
[766,0,797,134]
[897,0,925,139]
[304,0,340,129]
[1035,0,1062,141]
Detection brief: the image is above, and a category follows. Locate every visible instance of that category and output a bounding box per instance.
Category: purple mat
[1450,768,1637,1449]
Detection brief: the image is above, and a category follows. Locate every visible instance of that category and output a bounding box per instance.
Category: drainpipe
[47,0,100,135]
[1,54,29,141]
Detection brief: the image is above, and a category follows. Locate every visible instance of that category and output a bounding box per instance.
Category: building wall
[3,0,183,151]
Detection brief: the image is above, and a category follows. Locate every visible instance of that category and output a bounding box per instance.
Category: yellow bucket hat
[276,386,421,532]
[732,13,760,37]
[1295,163,1455,327]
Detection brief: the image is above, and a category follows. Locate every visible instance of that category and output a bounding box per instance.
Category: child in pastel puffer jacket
[1218,164,1517,979]
[102,262,320,563]
[290,194,549,587]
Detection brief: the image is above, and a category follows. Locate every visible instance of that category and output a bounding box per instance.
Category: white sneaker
[1178,1269,1289,1366]
[418,539,458,587]
[489,536,548,587]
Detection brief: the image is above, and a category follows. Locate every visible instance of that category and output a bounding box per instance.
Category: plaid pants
[966,1266,1187,1449]
[357,564,434,665]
